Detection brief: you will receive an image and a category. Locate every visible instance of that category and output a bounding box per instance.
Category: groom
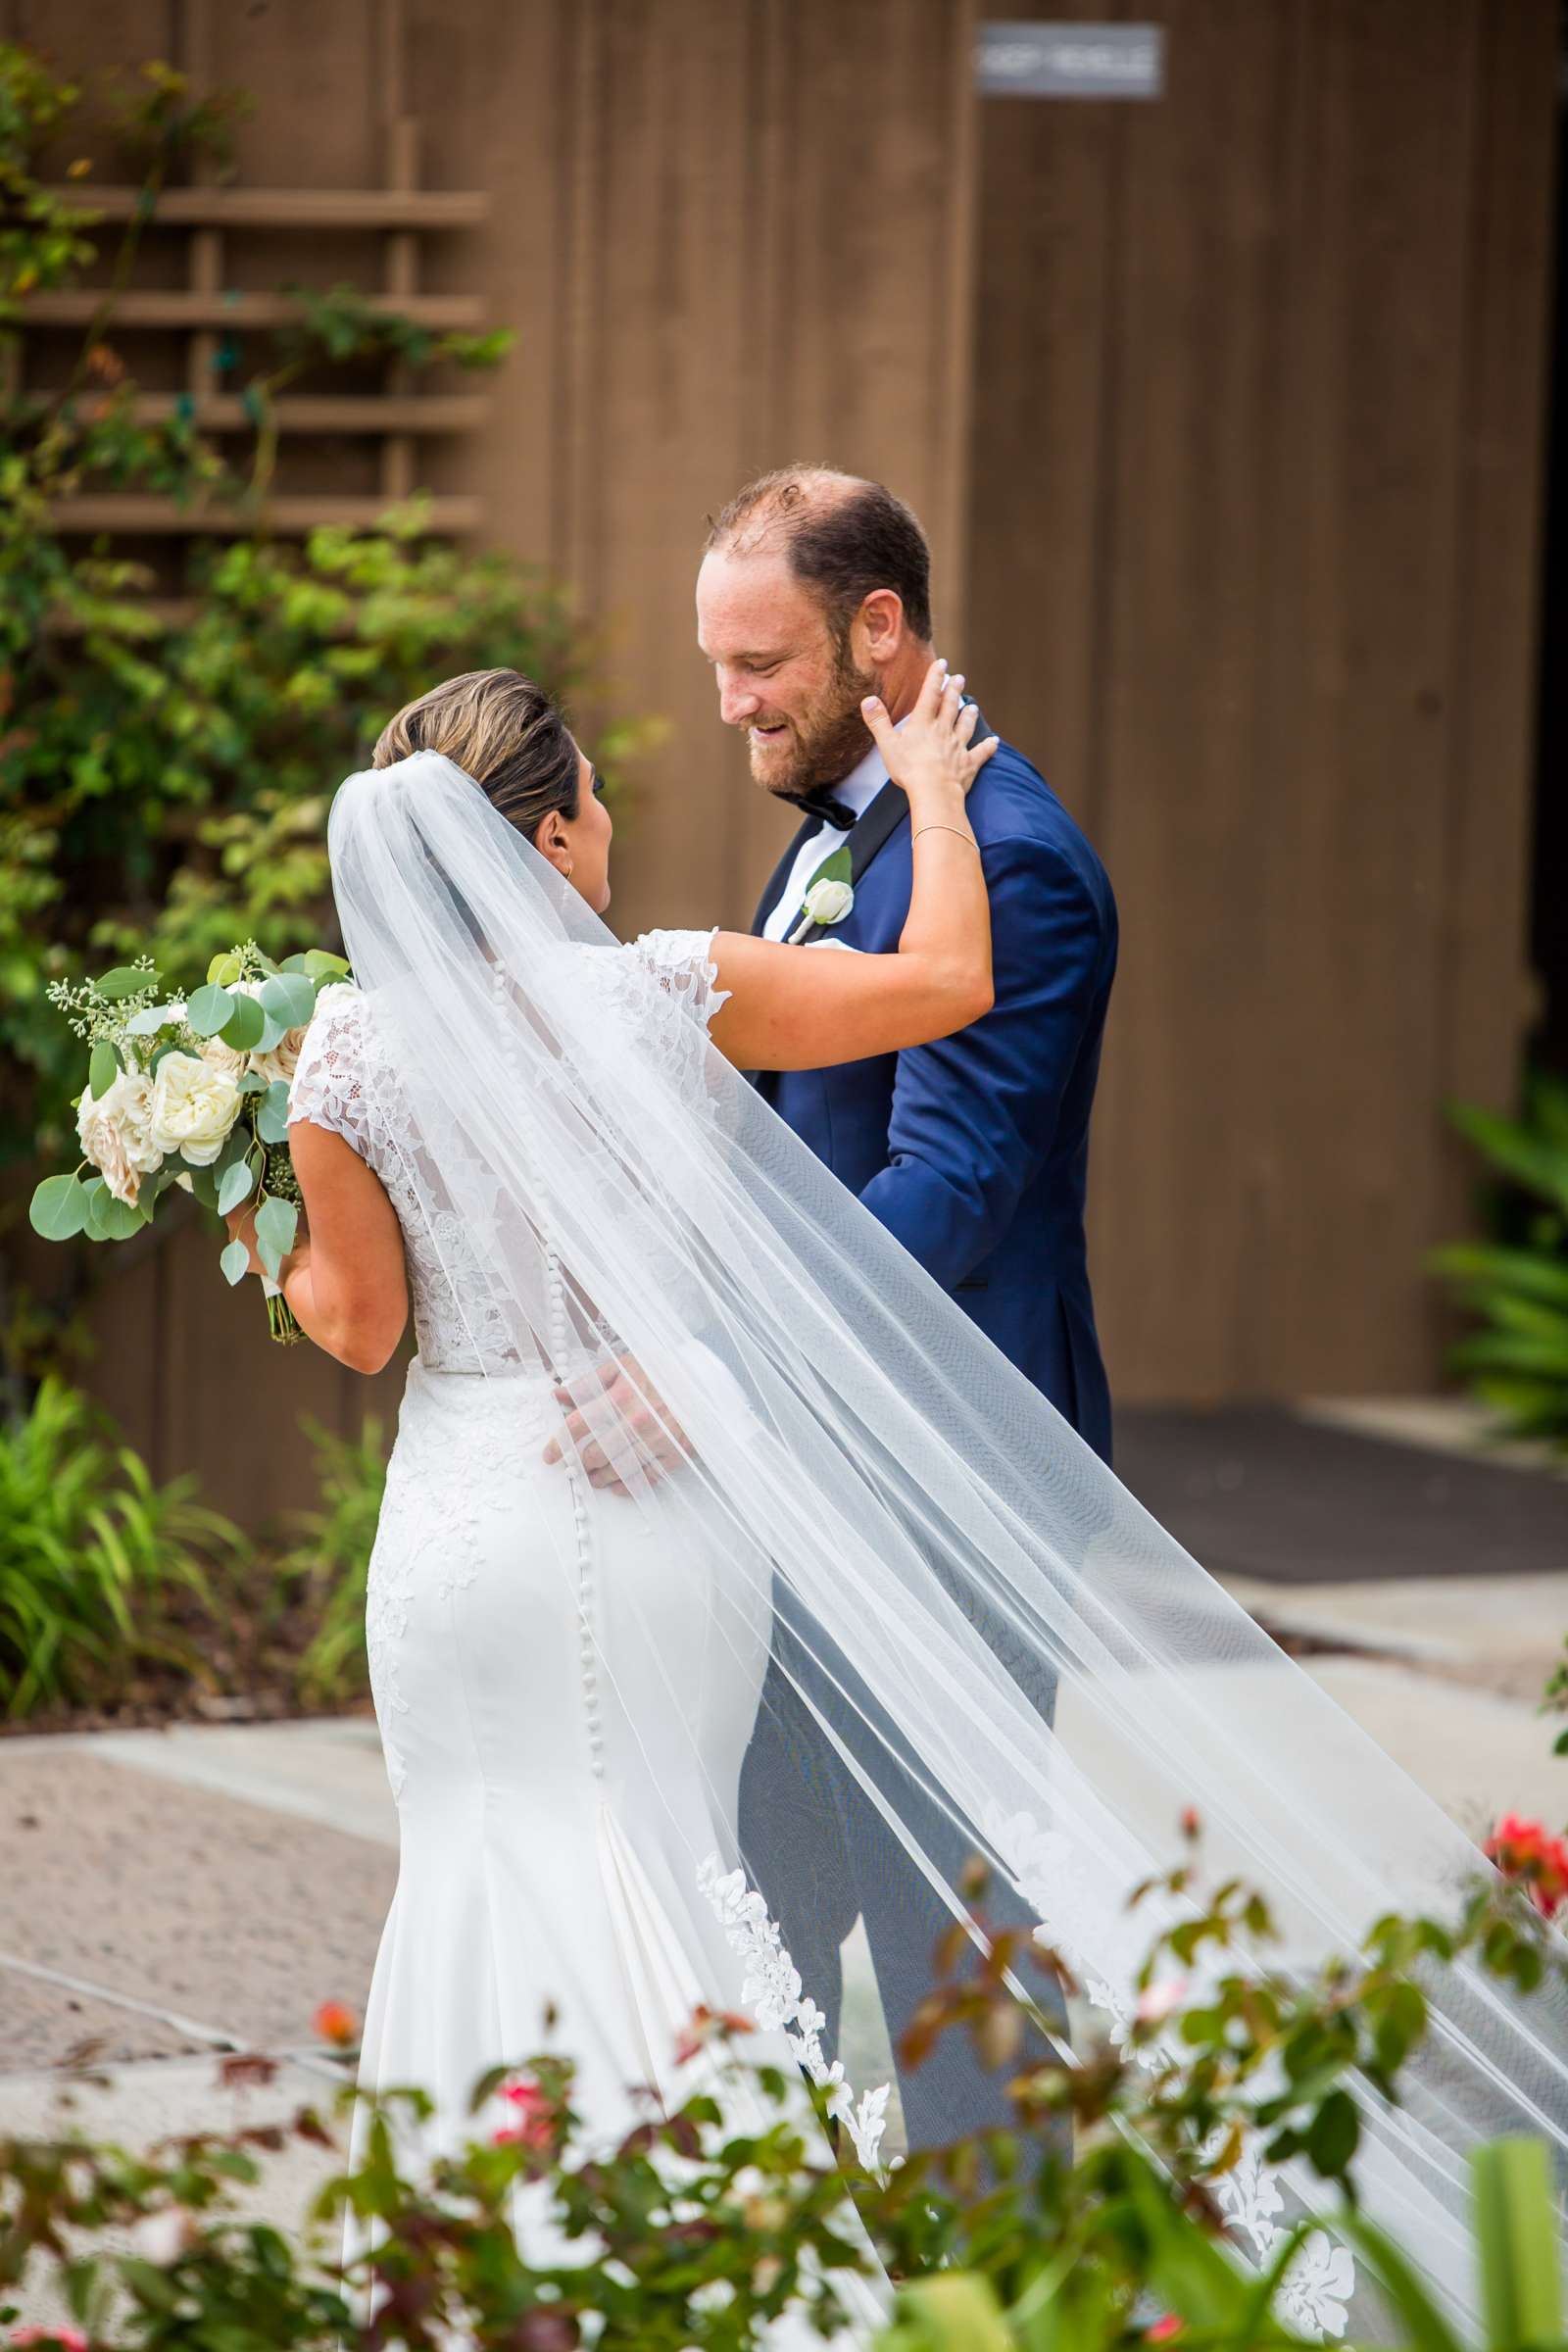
[697,466,1118,2151]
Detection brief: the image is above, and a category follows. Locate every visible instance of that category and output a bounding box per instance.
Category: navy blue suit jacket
[751,723,1116,1462]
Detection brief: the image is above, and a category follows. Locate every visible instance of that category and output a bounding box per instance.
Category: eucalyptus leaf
[88,1040,119,1099]
[278,953,312,974]
[207,951,243,987]
[123,1000,185,1036]
[219,991,266,1051]
[257,1080,293,1146]
[183,1161,220,1212]
[93,1192,145,1242]
[82,1176,113,1241]
[254,1196,298,1282]
[186,982,236,1039]
[253,1009,288,1054]
[220,1239,251,1287]
[95,964,157,1000]
[218,1160,258,1216]
[29,1173,89,1241]
[259,971,315,1030]
[216,1123,254,1174]
[305,950,352,980]
[238,1070,269,1097]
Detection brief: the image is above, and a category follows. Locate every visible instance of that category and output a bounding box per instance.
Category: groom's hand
[542,1352,694,1495]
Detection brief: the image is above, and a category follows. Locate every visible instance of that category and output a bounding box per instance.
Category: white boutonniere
[787,847,855,945]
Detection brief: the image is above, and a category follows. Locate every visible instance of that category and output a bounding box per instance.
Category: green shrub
[1433,1072,1568,1451]
[284,1414,387,1707]
[0,1374,245,1715]
[0,41,650,1401]
[2,1887,1564,2351]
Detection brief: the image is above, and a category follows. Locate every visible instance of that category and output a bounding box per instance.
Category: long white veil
[326,750,1568,2331]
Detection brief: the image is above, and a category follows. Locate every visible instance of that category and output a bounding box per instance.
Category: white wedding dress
[287,749,1568,2340]
[287,934,829,2140]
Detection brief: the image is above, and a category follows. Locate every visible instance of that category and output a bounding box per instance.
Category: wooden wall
[966,0,1556,1402]
[8,0,1557,1513]
[8,0,980,1519]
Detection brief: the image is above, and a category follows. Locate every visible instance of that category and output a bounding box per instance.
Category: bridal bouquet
[28,942,352,1343]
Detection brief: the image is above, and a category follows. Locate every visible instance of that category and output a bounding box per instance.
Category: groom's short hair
[704,466,933,646]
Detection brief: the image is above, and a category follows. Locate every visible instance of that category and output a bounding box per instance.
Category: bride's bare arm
[705,660,998,1074]
[226,1121,409,1373]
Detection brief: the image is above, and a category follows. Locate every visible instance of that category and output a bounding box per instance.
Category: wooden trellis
[25,137,492,541]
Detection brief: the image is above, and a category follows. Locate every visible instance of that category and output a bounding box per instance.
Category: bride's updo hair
[373,668,580,840]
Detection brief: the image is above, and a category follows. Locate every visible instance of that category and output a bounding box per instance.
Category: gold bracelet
[911,822,980,851]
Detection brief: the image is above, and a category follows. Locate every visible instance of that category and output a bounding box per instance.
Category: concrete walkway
[2,1404,1565,2317]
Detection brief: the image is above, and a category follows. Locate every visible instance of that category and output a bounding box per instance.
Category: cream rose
[199,1033,248,1082]
[149,1052,242,1166]
[76,1068,162,1207]
[249,1024,308,1089]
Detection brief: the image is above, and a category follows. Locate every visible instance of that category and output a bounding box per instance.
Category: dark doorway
[1530,20,1568,1075]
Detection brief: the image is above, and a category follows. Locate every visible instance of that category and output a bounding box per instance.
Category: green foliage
[1433,1073,1568,1451]
[1,1803,1566,2343]
[283,1414,388,1706]
[0,2003,1563,2350]
[0,38,618,1220]
[0,1373,244,1715]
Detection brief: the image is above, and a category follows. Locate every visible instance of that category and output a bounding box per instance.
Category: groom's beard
[747,646,878,799]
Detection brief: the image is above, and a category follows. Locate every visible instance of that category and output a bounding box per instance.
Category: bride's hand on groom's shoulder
[541,1350,694,1496]
[864,657,999,808]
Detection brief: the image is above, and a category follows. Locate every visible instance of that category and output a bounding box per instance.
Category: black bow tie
[782,786,858,831]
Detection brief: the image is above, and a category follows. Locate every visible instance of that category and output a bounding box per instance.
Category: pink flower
[493,2074,555,2149]
[12,2330,89,2351]
[1148,2320,1185,2342]
[1134,1976,1188,2028]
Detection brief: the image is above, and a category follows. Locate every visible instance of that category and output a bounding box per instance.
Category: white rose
[149,1052,242,1166]
[787,874,855,944]
[804,876,854,925]
[76,1068,162,1206]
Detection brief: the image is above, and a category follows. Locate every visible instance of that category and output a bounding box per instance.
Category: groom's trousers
[736,1597,1069,2163]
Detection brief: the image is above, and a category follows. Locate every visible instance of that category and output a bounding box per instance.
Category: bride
[237,662,1565,2333]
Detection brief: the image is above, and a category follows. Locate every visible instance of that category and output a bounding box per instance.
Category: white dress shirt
[760,725,905,942]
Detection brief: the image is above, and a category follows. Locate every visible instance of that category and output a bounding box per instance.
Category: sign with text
[977,22,1165,100]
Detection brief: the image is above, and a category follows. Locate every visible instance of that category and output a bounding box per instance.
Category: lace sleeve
[286,983,373,1156]
[630,927,732,1026]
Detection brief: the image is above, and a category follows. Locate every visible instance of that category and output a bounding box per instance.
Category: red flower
[493,2074,555,2149]
[1147,2321,1185,2343]
[1484,1814,1568,1919]
[12,2331,89,2351]
[312,1999,359,2046]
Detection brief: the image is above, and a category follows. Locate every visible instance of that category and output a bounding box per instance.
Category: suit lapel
[751,818,815,938]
